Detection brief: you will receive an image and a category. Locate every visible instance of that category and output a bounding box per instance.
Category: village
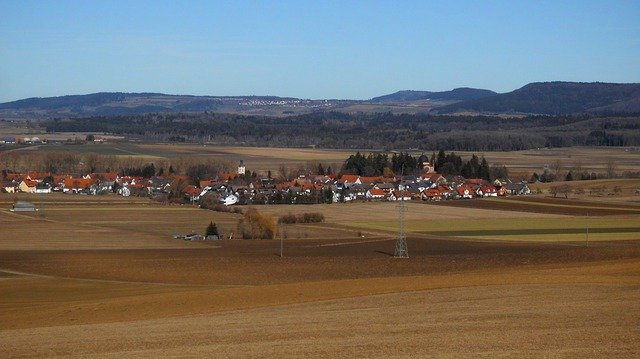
[1,157,531,207]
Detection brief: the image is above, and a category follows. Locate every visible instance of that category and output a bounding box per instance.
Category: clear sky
[1,0,639,102]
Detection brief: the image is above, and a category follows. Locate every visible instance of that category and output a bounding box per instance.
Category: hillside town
[1,158,531,206]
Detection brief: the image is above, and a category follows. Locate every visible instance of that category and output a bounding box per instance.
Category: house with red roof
[18,179,38,193]
[421,185,453,201]
[26,171,50,182]
[199,179,217,188]
[423,173,447,185]
[476,185,498,197]
[456,185,475,199]
[366,188,386,200]
[358,176,385,185]
[338,175,360,186]
[2,180,18,193]
[389,190,412,201]
[91,172,119,182]
[63,177,96,193]
[183,185,203,202]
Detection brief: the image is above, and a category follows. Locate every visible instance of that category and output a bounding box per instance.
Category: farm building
[10,201,37,212]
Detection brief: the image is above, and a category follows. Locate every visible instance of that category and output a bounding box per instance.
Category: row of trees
[207,209,320,241]
[0,151,233,180]
[339,150,509,181]
[432,151,508,180]
[342,152,421,177]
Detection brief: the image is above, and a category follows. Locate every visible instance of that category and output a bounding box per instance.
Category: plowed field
[1,194,639,357]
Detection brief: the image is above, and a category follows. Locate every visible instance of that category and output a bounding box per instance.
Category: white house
[221,194,239,206]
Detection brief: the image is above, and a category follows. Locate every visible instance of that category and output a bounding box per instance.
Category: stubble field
[1,189,639,357]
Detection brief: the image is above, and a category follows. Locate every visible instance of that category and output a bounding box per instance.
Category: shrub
[237,208,277,239]
[278,212,325,224]
[199,196,243,214]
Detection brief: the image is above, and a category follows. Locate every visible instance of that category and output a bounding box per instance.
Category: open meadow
[1,190,639,357]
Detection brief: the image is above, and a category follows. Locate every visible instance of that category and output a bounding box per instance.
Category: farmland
[3,138,639,176]
[1,189,639,357]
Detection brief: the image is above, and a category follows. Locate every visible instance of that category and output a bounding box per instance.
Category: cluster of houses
[1,171,178,197]
[268,173,530,203]
[2,161,531,205]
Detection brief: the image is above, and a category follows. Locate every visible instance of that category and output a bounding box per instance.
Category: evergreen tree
[479,157,490,181]
[323,187,333,203]
[206,221,218,237]
[565,171,573,181]
[435,150,446,172]
[469,155,480,177]
[142,163,156,178]
[461,162,474,178]
[530,172,540,183]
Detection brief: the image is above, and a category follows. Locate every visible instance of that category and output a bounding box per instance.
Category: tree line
[340,150,507,181]
[42,112,640,151]
[341,152,420,176]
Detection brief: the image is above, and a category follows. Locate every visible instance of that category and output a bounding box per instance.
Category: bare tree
[606,160,617,179]
[558,184,572,198]
[278,163,289,181]
[552,159,563,181]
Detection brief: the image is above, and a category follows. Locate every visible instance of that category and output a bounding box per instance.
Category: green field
[347,216,640,242]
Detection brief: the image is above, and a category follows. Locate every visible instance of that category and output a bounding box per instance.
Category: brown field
[4,139,638,178]
[1,191,639,357]
[110,144,640,177]
[456,147,640,176]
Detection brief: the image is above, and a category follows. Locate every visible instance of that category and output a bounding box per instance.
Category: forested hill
[370,88,497,102]
[438,82,640,115]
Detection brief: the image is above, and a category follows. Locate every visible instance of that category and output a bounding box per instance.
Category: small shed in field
[10,201,37,212]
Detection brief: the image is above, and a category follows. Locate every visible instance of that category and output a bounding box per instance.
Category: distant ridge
[2,82,640,119]
[438,82,640,115]
[0,92,351,119]
[370,87,497,102]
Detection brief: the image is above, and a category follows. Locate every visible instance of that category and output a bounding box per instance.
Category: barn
[10,201,37,212]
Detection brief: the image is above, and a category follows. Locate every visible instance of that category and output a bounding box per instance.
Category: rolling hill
[437,82,640,115]
[0,93,356,119]
[369,88,497,102]
[2,82,639,120]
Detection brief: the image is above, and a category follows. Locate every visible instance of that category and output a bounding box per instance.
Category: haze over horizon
[1,0,639,103]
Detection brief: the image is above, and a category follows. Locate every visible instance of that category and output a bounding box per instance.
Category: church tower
[237,160,246,175]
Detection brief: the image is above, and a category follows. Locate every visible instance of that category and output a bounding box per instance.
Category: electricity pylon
[394,183,409,258]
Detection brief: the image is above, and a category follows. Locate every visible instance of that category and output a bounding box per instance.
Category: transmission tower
[394,184,409,258]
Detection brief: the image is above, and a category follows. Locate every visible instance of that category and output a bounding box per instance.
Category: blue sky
[1,0,639,102]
